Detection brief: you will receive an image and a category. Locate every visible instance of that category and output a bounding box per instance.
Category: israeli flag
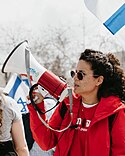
[84,0,125,49]
[3,73,29,114]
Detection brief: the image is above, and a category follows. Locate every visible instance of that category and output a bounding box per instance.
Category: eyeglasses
[70,70,86,80]
[70,70,99,80]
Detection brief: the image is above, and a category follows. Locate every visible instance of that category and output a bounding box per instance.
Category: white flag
[3,73,29,114]
[84,0,125,49]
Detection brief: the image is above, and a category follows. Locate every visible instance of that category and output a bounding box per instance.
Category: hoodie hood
[93,96,125,123]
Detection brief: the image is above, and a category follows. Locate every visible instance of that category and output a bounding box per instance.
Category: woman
[28,49,125,156]
[0,92,29,156]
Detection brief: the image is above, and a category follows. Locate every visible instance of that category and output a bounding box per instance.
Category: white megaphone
[2,40,69,104]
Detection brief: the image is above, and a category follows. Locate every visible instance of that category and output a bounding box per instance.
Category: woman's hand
[27,89,44,104]
[33,92,44,104]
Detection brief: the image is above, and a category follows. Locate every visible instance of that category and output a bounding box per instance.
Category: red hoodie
[28,95,125,156]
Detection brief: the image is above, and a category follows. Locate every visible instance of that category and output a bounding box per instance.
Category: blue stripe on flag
[103,3,125,35]
[9,76,21,98]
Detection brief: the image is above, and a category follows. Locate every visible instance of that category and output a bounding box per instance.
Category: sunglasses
[70,70,99,80]
[70,70,86,80]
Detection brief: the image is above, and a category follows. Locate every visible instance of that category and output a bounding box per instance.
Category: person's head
[71,49,125,102]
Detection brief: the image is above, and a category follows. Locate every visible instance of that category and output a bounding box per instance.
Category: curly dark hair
[79,49,125,102]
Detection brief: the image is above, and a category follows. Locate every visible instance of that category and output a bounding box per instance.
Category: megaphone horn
[2,40,68,99]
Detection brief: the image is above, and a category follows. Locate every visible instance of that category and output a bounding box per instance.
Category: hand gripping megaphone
[2,40,69,110]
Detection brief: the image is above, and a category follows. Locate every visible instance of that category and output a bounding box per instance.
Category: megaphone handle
[29,83,44,114]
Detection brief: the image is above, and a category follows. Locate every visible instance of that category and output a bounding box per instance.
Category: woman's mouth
[74,83,79,89]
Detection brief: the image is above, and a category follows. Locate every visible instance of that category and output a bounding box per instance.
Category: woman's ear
[96,76,104,86]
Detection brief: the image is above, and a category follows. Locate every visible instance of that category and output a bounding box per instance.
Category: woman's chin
[74,89,79,94]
